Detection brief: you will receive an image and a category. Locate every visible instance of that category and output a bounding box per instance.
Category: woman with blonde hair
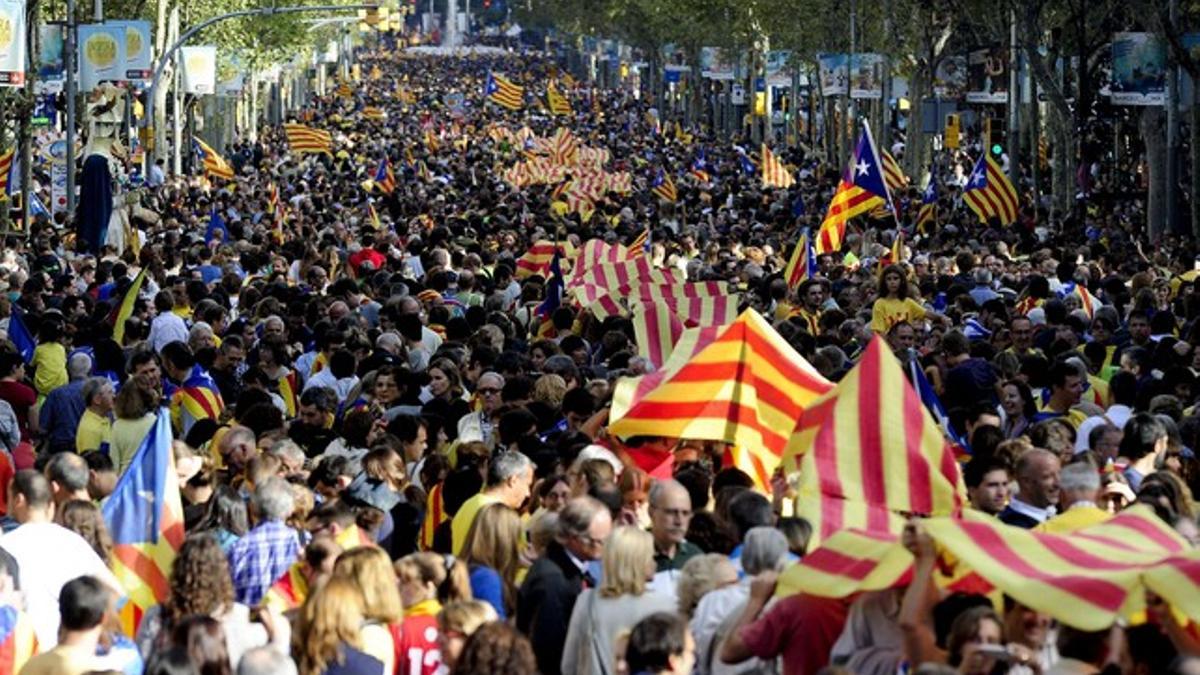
[392,552,473,675]
[676,553,738,618]
[437,600,499,672]
[294,575,384,675]
[561,526,676,675]
[462,503,523,619]
[332,547,404,674]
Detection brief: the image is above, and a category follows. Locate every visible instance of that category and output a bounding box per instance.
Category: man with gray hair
[226,477,300,605]
[518,496,613,675]
[451,449,533,555]
[39,352,94,454]
[1038,461,1108,534]
[44,452,91,507]
[238,645,298,675]
[649,480,700,576]
[75,377,114,454]
[456,371,506,448]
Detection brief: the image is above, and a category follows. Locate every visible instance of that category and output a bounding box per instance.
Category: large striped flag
[761,144,795,188]
[516,240,575,279]
[963,154,1020,225]
[102,410,185,635]
[609,308,832,487]
[571,239,631,280]
[651,169,677,202]
[783,336,966,545]
[880,149,908,193]
[816,125,891,254]
[915,179,938,233]
[775,506,1187,631]
[547,83,572,115]
[783,230,817,291]
[485,72,524,110]
[283,123,333,154]
[111,268,147,345]
[373,156,396,194]
[548,127,578,165]
[631,302,684,369]
[193,137,235,181]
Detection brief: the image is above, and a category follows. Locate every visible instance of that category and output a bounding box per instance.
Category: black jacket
[516,540,590,675]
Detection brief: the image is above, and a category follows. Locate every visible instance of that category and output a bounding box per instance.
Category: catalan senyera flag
[547,83,572,115]
[775,505,1187,632]
[609,308,832,487]
[279,372,300,418]
[782,336,966,546]
[374,156,397,194]
[651,170,677,202]
[630,228,649,255]
[111,268,147,345]
[516,239,575,279]
[103,410,185,636]
[783,230,818,291]
[916,179,938,233]
[631,302,685,370]
[485,72,524,110]
[283,123,333,154]
[548,127,578,165]
[963,153,1020,225]
[362,106,386,121]
[419,482,447,551]
[880,149,908,193]
[761,144,795,188]
[816,125,891,254]
[569,239,631,282]
[367,201,382,231]
[881,230,904,267]
[0,148,13,196]
[335,80,353,98]
[193,137,235,181]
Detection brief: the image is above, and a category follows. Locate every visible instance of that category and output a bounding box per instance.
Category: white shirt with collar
[1008,495,1056,524]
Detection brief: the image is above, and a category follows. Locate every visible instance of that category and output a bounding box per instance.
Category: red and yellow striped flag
[547,83,572,115]
[963,154,1019,225]
[631,302,684,370]
[516,240,574,279]
[761,143,795,188]
[609,308,832,487]
[283,123,333,154]
[783,335,966,545]
[279,372,300,418]
[485,72,524,110]
[880,149,908,193]
[0,148,13,196]
[193,137,235,181]
[816,127,890,254]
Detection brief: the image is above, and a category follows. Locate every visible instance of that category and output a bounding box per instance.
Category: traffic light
[986,117,1006,158]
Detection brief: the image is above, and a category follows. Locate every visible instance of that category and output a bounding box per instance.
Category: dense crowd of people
[3,26,1200,675]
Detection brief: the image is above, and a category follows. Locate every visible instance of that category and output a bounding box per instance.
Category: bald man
[649,479,700,573]
[999,448,1061,529]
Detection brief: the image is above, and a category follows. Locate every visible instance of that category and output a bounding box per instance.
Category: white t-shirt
[0,521,122,647]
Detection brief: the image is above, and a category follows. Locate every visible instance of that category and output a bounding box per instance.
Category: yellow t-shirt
[19,643,96,675]
[31,343,67,397]
[870,297,926,333]
[1035,505,1111,535]
[451,492,500,556]
[76,409,112,454]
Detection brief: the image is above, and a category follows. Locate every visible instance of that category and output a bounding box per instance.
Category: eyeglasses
[477,387,501,395]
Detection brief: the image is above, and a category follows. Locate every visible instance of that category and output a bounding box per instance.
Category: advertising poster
[933,55,966,99]
[108,20,152,81]
[36,24,64,92]
[818,53,847,96]
[181,45,217,95]
[765,51,793,87]
[1110,32,1166,106]
[78,23,125,91]
[0,0,28,87]
[849,53,883,100]
[700,47,736,81]
[966,46,1007,104]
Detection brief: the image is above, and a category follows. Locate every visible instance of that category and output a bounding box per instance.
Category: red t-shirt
[739,595,850,675]
[0,381,36,443]
[390,604,443,675]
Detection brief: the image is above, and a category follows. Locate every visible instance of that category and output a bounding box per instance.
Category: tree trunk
[907,67,927,180]
[1141,107,1167,241]
[1047,104,1072,217]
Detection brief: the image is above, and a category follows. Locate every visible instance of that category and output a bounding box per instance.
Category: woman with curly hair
[135,533,273,669]
[57,499,113,563]
[450,621,537,675]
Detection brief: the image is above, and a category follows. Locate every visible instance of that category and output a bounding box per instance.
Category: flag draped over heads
[916,179,938,232]
[111,268,147,344]
[374,156,396,194]
[963,154,1020,225]
[609,309,832,487]
[283,123,333,154]
[102,410,185,635]
[816,126,891,254]
[783,336,966,545]
[193,137,235,181]
[783,230,818,290]
[485,72,524,110]
[547,83,572,115]
[761,144,795,188]
[0,148,13,197]
[651,169,677,202]
[8,308,35,363]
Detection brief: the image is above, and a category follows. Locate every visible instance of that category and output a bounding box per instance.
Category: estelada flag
[783,336,966,546]
[102,411,184,635]
[816,124,891,253]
